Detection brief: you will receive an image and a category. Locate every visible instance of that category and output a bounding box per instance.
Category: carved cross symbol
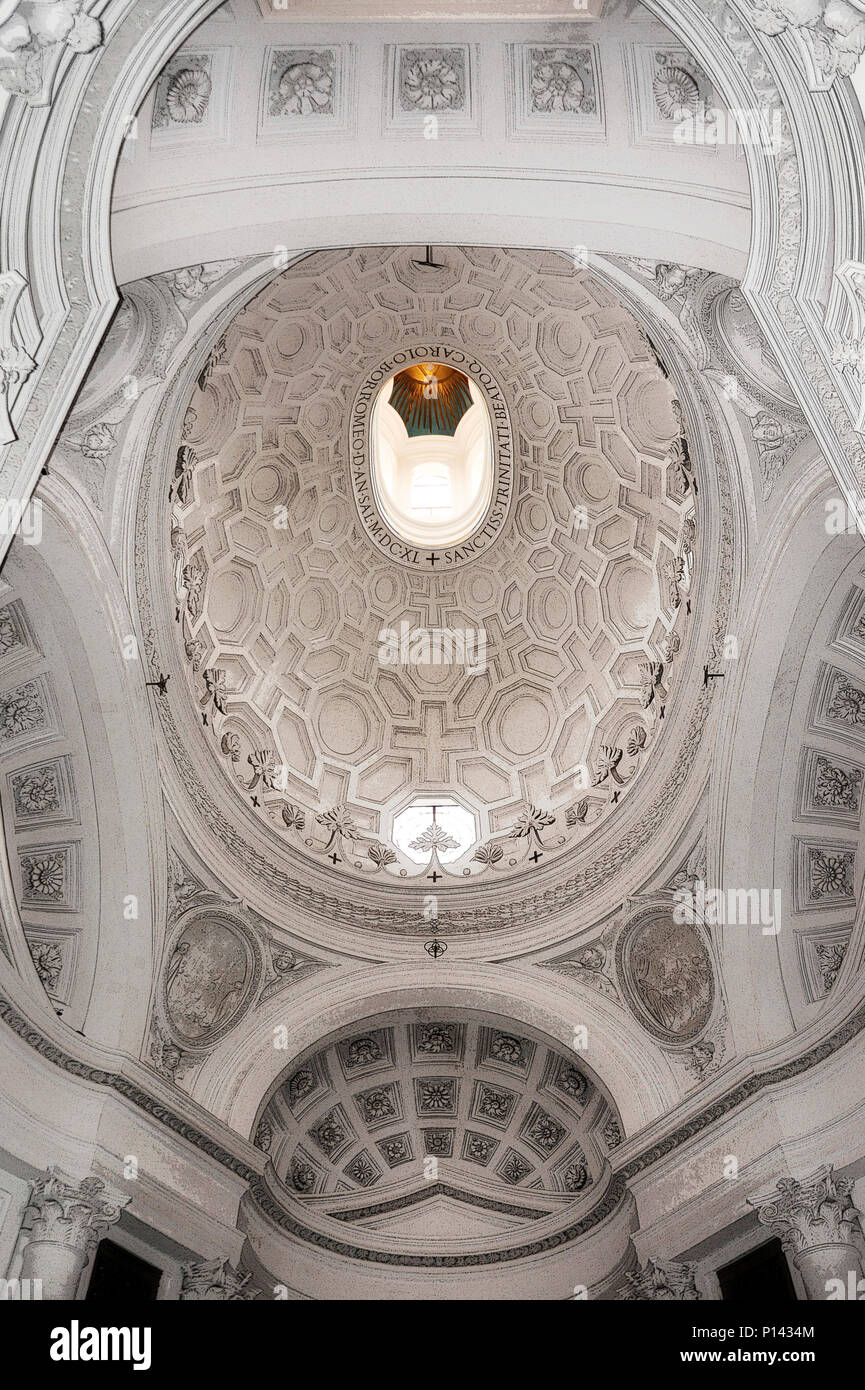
[392,703,475,782]
[529,850,542,864]
[329,852,340,865]
[620,462,680,559]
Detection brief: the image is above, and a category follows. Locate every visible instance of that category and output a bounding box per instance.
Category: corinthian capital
[25,1167,129,1255]
[180,1258,257,1301]
[748,1164,864,1253]
[621,1257,701,1300]
[748,0,865,90]
[0,2,103,106]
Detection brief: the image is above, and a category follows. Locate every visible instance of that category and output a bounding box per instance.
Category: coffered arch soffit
[110,3,753,283]
[0,487,166,1055]
[711,475,865,1053]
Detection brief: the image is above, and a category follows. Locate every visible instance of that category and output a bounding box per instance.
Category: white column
[18,1168,129,1300]
[748,1165,865,1300]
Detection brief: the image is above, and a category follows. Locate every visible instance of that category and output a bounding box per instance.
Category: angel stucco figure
[0,2,102,101]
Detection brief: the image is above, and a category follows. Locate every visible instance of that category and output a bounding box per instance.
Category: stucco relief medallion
[616,907,714,1043]
[163,911,260,1050]
[350,346,514,571]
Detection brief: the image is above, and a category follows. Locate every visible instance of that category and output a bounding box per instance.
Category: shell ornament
[166,66,212,124]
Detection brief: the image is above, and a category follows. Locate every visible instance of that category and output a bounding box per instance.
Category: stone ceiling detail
[169,247,697,886]
[785,582,865,1012]
[111,8,750,283]
[256,1009,622,1235]
[140,30,717,151]
[616,258,809,499]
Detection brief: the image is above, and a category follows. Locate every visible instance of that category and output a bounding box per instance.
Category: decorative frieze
[622,1257,701,1300]
[179,1258,256,1301]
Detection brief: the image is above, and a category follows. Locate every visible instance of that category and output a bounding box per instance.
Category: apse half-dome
[252,1008,625,1248]
[370,363,494,549]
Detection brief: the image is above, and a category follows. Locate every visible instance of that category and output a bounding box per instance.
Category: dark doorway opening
[86,1238,162,1301]
[717,1239,797,1301]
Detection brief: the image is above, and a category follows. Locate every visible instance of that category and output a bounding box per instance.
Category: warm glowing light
[370,366,493,548]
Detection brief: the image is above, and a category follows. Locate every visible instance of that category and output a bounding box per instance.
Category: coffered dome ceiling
[167,246,698,891]
[254,1008,623,1243]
